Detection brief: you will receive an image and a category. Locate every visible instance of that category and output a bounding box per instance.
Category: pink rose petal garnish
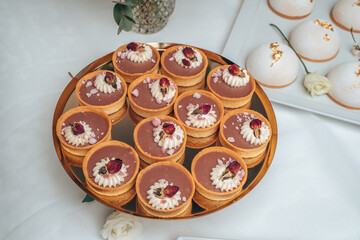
[227,137,235,143]
[86,81,92,88]
[89,138,97,144]
[193,92,201,99]
[131,89,139,97]
[90,89,98,94]
[167,149,175,155]
[152,117,161,127]
[86,93,91,97]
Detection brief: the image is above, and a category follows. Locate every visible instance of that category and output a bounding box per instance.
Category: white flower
[101,211,143,240]
[352,44,360,57]
[303,72,332,97]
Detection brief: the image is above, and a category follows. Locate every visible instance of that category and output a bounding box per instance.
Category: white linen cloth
[0,0,359,239]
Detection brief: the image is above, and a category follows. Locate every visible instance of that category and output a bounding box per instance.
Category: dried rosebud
[164,185,179,198]
[182,59,191,67]
[71,122,85,135]
[192,104,211,115]
[126,42,138,51]
[250,119,262,129]
[163,123,175,135]
[159,78,170,97]
[183,47,195,59]
[228,64,240,76]
[107,158,123,174]
[104,72,117,89]
[227,161,240,174]
[250,119,262,138]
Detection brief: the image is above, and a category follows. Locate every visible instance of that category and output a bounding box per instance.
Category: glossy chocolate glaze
[223,113,260,149]
[195,151,239,192]
[176,94,221,127]
[209,69,253,98]
[79,76,125,106]
[62,112,109,147]
[139,164,192,206]
[137,119,183,157]
[163,50,205,76]
[87,145,137,186]
[131,78,169,109]
[115,52,157,74]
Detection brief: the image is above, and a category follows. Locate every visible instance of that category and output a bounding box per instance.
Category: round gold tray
[52,43,278,219]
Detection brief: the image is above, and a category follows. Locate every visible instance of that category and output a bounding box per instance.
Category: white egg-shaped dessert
[268,0,315,19]
[327,62,360,109]
[331,0,360,33]
[245,42,299,88]
[289,19,340,62]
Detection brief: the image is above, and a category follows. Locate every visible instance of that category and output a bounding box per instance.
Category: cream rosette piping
[186,103,217,129]
[174,46,203,68]
[147,179,182,210]
[63,121,95,146]
[150,78,177,102]
[240,119,270,145]
[210,159,246,192]
[127,44,153,63]
[92,157,128,188]
[222,68,250,87]
[153,122,184,151]
[94,73,122,94]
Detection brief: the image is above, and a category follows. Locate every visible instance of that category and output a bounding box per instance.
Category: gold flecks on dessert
[354,1,360,7]
[356,67,360,77]
[323,34,330,41]
[269,42,283,67]
[314,20,334,31]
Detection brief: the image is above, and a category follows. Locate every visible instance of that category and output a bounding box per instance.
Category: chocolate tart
[219,109,272,167]
[56,106,112,166]
[139,152,185,170]
[133,115,187,165]
[128,74,178,118]
[161,45,208,87]
[174,90,224,138]
[75,70,127,122]
[82,140,139,196]
[207,65,256,109]
[135,161,195,218]
[112,42,160,84]
[191,147,247,201]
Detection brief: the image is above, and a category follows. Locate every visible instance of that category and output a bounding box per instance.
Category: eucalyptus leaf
[122,5,133,19]
[82,194,95,203]
[123,16,133,31]
[125,15,135,24]
[113,3,123,25]
[118,16,125,34]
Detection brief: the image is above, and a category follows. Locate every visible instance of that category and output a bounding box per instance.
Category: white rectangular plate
[222,0,360,125]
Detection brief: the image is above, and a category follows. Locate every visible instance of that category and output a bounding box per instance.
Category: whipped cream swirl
[147,179,182,210]
[150,78,177,102]
[63,121,95,146]
[186,103,217,128]
[153,122,184,151]
[240,119,270,145]
[94,73,122,94]
[92,157,128,188]
[127,44,153,63]
[222,68,250,87]
[174,46,203,69]
[210,158,246,192]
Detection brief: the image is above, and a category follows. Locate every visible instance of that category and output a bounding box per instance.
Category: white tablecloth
[1,0,359,239]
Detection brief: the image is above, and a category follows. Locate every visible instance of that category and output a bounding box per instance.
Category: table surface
[1,0,359,239]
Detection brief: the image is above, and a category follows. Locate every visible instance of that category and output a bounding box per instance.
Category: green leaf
[82,194,95,203]
[112,1,134,7]
[125,0,136,4]
[123,16,133,31]
[117,16,125,35]
[122,5,133,19]
[124,15,135,24]
[113,3,123,25]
